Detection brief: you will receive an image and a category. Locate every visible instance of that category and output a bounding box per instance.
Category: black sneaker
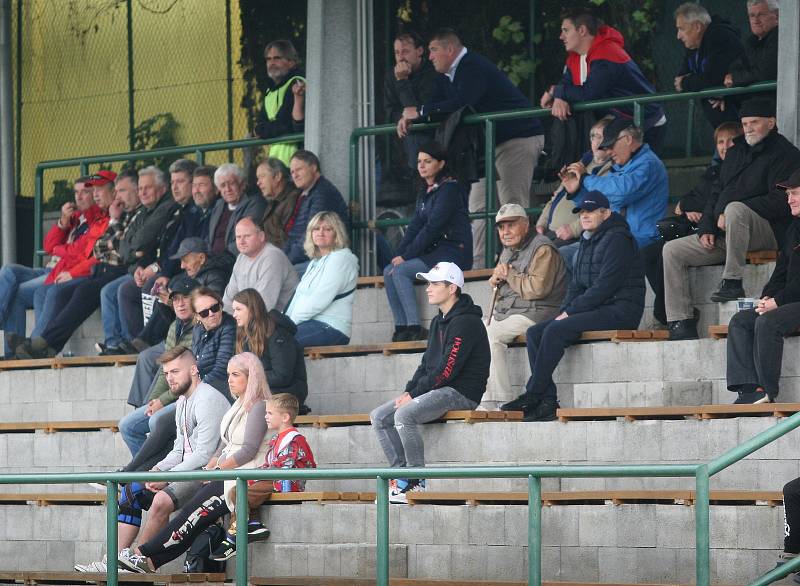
[522,398,560,422]
[209,538,236,561]
[246,520,271,541]
[710,279,745,303]
[733,388,772,404]
[668,319,698,341]
[500,394,537,412]
[298,404,312,416]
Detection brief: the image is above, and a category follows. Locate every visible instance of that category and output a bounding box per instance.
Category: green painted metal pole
[125,0,134,152]
[224,0,234,161]
[750,553,800,585]
[633,101,643,128]
[695,465,710,586]
[195,149,204,166]
[484,119,496,268]
[528,475,542,586]
[106,481,118,586]
[235,476,248,586]
[33,167,41,267]
[528,0,536,100]
[376,476,389,586]
[685,99,696,158]
[349,134,361,252]
[79,162,88,176]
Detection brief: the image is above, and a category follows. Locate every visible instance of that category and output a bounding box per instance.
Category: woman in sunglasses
[191,287,237,400]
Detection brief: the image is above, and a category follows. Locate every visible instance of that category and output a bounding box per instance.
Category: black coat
[699,131,800,245]
[679,159,721,214]
[678,15,745,92]
[404,293,489,405]
[729,27,778,87]
[193,255,231,296]
[563,213,645,316]
[244,310,308,404]
[762,218,800,306]
[192,312,236,399]
[254,66,305,139]
[384,60,439,123]
[152,201,205,278]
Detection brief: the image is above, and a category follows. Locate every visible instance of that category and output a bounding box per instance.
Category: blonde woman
[285,211,358,347]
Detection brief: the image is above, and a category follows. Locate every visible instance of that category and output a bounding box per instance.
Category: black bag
[183,522,226,573]
[657,216,697,241]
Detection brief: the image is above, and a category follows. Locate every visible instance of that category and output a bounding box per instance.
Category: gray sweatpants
[370,387,478,468]
[662,202,777,322]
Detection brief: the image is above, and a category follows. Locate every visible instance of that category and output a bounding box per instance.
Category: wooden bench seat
[313,410,523,428]
[0,354,137,372]
[0,571,225,584]
[746,249,778,264]
[0,420,119,433]
[556,402,800,422]
[356,268,493,289]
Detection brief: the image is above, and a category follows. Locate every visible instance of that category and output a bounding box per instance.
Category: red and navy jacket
[404,293,489,405]
[553,25,664,130]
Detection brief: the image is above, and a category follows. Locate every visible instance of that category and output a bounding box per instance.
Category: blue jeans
[0,264,49,354]
[558,241,580,276]
[295,319,349,347]
[383,257,428,327]
[118,401,177,457]
[31,277,85,339]
[100,274,135,348]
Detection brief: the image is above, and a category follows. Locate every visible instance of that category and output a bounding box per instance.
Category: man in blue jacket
[502,192,645,421]
[397,28,545,268]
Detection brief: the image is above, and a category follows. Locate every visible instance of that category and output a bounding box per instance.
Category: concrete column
[777,1,800,146]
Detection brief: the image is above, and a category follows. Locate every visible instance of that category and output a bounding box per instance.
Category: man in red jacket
[1,172,114,356]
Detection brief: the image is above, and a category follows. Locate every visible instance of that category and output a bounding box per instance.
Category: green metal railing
[32,133,302,267]
[0,408,798,586]
[348,81,777,268]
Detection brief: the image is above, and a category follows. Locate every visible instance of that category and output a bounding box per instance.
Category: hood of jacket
[437,293,483,324]
[566,25,630,85]
[701,15,741,53]
[269,309,298,335]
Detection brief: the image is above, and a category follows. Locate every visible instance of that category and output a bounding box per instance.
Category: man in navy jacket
[398,28,545,269]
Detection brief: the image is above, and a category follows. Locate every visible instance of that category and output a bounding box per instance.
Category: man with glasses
[254,39,305,165]
[724,0,779,101]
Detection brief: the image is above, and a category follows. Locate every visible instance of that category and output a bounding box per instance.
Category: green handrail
[348,81,777,268]
[0,405,796,586]
[32,133,303,267]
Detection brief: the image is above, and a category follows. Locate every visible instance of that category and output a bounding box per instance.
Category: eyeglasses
[197,303,221,318]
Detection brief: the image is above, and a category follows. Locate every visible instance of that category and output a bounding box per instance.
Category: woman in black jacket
[231,288,309,412]
[191,286,236,400]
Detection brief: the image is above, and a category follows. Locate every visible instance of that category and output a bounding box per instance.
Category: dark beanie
[740,97,776,118]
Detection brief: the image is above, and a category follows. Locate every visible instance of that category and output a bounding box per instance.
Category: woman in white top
[286,211,358,347]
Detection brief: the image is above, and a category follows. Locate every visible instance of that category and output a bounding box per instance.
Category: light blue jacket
[580,143,668,249]
[287,248,359,337]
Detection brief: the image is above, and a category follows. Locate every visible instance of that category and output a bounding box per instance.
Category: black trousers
[784,477,800,553]
[641,240,666,325]
[40,264,127,351]
[524,304,642,401]
[122,411,176,473]
[726,302,800,399]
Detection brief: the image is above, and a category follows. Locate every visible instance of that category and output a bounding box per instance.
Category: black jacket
[679,159,721,214]
[244,310,308,404]
[192,312,236,400]
[254,66,305,139]
[207,194,268,262]
[761,218,800,305]
[563,213,645,316]
[150,201,205,278]
[404,293,489,404]
[678,15,745,92]
[699,131,800,244]
[193,255,231,296]
[729,27,778,87]
[384,60,439,123]
[120,194,179,270]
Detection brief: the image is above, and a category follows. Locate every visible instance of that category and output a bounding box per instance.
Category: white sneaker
[389,478,426,504]
[75,555,132,573]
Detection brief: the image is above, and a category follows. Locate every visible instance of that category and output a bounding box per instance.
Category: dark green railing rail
[32,134,302,267]
[0,406,797,586]
[349,81,776,268]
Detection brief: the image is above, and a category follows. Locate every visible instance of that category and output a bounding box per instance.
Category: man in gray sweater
[222,216,299,312]
[76,346,230,572]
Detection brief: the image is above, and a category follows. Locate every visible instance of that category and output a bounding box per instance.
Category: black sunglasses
[197,302,221,318]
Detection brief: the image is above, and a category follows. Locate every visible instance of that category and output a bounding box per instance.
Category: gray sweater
[156,382,232,472]
[222,242,299,313]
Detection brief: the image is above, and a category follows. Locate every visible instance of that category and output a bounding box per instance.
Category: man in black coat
[502,192,645,422]
[725,170,800,404]
[663,98,800,340]
[674,3,745,128]
[724,0,778,99]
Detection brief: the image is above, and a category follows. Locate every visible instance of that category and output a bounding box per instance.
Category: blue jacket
[283,176,350,264]
[192,312,236,400]
[579,144,668,250]
[563,212,645,319]
[420,50,543,145]
[396,178,473,270]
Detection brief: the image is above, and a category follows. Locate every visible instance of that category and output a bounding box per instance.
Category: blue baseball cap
[572,191,610,213]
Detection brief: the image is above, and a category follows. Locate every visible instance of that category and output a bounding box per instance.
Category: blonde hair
[228,352,271,411]
[303,211,349,260]
[268,392,299,421]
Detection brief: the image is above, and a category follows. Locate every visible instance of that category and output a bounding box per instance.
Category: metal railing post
[633,101,643,128]
[33,167,42,267]
[695,465,710,586]
[106,481,118,586]
[484,119,497,268]
[376,476,389,586]
[195,149,205,166]
[235,476,249,586]
[349,134,361,250]
[528,475,542,586]
[685,99,696,158]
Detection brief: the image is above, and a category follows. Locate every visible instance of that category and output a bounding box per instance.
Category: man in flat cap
[481,203,567,411]
[663,97,800,340]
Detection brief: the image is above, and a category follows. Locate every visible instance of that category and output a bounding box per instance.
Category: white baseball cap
[416,262,465,288]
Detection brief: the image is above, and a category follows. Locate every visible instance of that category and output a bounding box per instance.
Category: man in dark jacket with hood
[663,98,800,340]
[502,192,645,421]
[674,3,745,128]
[725,170,800,404]
[370,262,489,503]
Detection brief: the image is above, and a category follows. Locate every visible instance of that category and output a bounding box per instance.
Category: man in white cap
[370,262,489,503]
[482,203,568,410]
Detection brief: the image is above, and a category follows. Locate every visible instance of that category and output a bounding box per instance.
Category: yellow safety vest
[265,75,305,165]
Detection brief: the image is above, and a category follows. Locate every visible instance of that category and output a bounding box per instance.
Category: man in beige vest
[481,204,568,410]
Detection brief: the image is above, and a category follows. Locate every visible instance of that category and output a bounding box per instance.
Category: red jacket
[44,205,109,283]
[564,25,630,86]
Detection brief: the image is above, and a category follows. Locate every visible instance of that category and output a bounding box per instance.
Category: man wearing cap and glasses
[724,169,800,405]
[370,262,489,503]
[481,203,567,411]
[502,192,645,421]
[663,97,800,340]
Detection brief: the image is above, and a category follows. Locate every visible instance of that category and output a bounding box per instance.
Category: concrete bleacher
[0,257,797,583]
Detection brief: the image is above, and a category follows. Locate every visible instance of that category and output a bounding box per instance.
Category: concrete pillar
[777,1,800,146]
